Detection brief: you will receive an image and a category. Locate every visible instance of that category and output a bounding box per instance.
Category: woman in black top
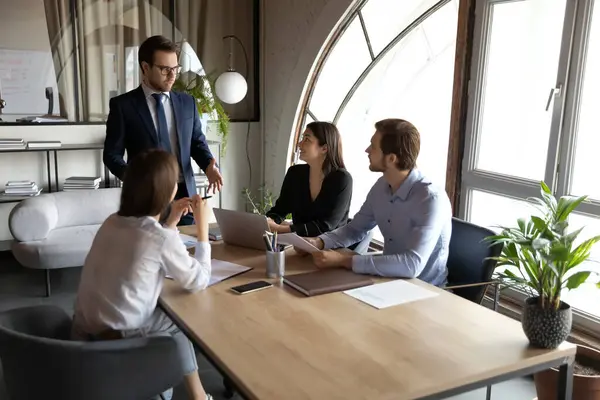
[266,121,352,237]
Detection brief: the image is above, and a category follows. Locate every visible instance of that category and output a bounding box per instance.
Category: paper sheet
[209,260,252,286]
[344,280,438,309]
[277,233,319,254]
[179,233,197,248]
[166,259,251,286]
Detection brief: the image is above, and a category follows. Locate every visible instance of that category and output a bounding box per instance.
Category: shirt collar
[390,169,427,201]
[141,82,170,100]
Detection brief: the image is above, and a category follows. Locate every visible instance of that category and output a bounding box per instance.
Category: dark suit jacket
[103,86,214,197]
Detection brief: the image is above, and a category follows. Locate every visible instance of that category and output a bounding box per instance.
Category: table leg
[557,358,574,400]
[45,151,52,192]
[53,150,59,192]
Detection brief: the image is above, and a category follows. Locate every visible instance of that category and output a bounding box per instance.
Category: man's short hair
[138,35,178,69]
[118,149,179,217]
[375,118,420,170]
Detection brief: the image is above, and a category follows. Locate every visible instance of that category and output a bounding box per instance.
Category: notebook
[283,268,373,296]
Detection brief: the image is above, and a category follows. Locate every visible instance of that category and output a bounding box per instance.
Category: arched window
[294,0,459,242]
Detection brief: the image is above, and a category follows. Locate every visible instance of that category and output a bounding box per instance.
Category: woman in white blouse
[72,149,212,400]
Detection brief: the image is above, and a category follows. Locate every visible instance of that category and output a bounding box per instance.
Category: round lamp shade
[215,71,248,104]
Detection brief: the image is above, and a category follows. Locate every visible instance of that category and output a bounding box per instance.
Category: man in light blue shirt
[307,118,452,287]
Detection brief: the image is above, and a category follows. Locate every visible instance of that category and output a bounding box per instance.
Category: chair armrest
[444,280,499,290]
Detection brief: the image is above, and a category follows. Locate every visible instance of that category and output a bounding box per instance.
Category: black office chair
[0,305,184,400]
[445,217,504,306]
[444,217,504,400]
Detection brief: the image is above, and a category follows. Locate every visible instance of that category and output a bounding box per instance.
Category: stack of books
[0,138,26,150]
[2,180,42,197]
[63,176,101,191]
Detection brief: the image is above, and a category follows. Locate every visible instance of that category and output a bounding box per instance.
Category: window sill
[481,291,600,352]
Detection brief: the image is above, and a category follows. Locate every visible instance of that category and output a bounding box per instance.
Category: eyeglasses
[152,64,182,76]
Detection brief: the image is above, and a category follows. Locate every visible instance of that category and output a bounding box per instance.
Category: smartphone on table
[230,281,273,295]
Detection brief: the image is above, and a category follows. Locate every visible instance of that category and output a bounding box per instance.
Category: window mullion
[544,0,579,197]
[555,0,596,199]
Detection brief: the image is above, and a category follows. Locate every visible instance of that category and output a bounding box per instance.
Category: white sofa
[9,188,121,296]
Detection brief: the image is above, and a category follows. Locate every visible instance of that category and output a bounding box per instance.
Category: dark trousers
[160,182,195,226]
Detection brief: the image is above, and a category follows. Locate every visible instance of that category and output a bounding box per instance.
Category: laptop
[212,208,270,251]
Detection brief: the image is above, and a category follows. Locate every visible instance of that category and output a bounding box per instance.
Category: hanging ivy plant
[173,72,230,156]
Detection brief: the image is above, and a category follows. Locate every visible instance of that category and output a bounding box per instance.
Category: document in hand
[277,233,319,254]
[344,279,439,309]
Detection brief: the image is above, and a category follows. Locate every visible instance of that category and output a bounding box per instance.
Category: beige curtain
[43,0,257,121]
[44,0,171,121]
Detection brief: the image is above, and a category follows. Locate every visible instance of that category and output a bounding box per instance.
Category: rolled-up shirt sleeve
[352,193,446,278]
[161,232,211,292]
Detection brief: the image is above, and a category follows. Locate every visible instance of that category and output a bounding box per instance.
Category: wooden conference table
[159,226,576,400]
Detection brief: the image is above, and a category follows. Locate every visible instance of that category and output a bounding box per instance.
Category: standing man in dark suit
[103,35,223,225]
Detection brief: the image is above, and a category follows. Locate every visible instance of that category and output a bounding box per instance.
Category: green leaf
[540,181,552,194]
[565,271,591,290]
[556,195,587,222]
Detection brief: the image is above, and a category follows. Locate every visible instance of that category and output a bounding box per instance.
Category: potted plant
[173,72,230,155]
[534,344,600,400]
[485,182,600,399]
[241,185,275,215]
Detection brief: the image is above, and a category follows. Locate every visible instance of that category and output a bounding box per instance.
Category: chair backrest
[0,305,183,400]
[446,218,503,304]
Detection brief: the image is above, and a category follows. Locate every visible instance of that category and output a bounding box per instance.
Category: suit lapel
[170,91,185,158]
[133,86,158,145]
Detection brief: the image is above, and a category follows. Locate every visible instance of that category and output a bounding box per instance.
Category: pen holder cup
[265,250,285,279]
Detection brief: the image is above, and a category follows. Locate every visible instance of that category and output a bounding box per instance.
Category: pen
[202,195,212,200]
[263,233,274,251]
[273,232,278,252]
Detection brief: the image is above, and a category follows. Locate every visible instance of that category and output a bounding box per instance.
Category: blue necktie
[152,93,172,153]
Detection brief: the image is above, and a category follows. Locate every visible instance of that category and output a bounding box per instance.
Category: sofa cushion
[9,188,121,242]
[11,225,101,269]
[54,188,121,229]
[9,195,59,242]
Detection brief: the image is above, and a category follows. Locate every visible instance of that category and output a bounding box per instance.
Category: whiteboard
[0,49,60,115]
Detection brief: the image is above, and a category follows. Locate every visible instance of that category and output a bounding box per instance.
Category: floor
[0,251,537,399]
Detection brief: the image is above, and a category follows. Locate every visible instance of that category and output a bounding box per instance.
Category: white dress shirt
[141,83,183,181]
[73,214,211,334]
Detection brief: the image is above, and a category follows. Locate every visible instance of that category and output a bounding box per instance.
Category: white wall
[262,0,355,191]
[0,121,261,241]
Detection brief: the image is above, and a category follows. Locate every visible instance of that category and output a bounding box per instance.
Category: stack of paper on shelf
[0,139,26,150]
[63,176,101,191]
[2,180,42,197]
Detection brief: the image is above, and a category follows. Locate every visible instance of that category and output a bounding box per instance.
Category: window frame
[291,0,455,166]
[460,0,600,335]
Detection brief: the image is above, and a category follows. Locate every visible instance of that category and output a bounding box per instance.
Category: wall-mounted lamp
[215,35,248,105]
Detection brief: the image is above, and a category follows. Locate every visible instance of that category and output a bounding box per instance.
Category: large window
[296,0,459,242]
[462,0,600,328]
[0,0,258,123]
